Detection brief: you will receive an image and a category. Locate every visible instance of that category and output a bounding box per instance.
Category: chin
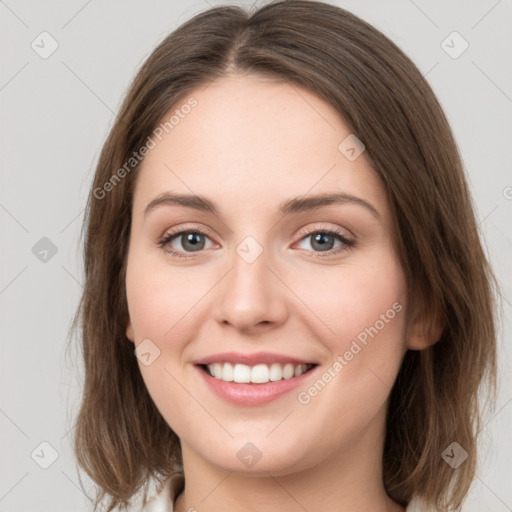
[187,434,323,477]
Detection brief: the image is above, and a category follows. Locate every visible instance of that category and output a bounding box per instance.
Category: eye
[157,229,214,258]
[295,227,355,257]
[157,225,355,259]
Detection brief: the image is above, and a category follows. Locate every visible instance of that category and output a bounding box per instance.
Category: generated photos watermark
[93,96,198,200]
[297,301,403,405]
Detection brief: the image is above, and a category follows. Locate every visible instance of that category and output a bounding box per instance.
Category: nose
[213,240,289,334]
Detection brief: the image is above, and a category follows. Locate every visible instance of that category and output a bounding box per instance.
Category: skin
[125,74,436,512]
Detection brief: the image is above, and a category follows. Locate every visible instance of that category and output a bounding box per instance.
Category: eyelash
[157,225,356,259]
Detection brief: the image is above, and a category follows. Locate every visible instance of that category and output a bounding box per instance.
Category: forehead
[132,74,388,220]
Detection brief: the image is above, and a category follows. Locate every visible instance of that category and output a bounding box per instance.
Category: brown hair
[70,1,498,510]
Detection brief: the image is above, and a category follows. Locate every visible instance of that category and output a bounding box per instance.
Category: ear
[126,318,135,343]
[405,306,445,351]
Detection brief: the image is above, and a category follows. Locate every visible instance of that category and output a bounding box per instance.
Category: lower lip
[196,365,317,406]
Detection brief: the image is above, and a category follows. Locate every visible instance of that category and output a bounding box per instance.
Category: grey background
[1,0,511,510]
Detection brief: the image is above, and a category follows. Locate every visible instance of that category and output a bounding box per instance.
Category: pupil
[184,232,204,251]
[313,233,333,252]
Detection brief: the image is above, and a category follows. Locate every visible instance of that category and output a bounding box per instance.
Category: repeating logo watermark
[30,441,59,469]
[237,442,263,468]
[236,236,264,264]
[134,338,161,366]
[31,31,59,59]
[32,237,58,263]
[338,134,365,161]
[441,31,469,59]
[441,442,468,469]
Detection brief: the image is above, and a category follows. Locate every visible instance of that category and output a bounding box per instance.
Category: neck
[173,416,404,512]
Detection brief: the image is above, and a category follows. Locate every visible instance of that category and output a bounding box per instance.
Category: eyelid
[295,222,354,241]
[158,223,215,241]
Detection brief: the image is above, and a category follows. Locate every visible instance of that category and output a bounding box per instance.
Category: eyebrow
[143,191,381,220]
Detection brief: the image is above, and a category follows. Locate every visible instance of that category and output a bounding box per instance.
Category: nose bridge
[213,231,287,331]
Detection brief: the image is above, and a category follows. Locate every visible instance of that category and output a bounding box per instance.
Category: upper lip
[193,351,317,366]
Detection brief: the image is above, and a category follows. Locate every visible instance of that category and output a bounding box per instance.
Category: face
[125,74,414,476]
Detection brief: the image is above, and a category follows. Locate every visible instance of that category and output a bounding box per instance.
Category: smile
[202,362,315,384]
[194,353,319,406]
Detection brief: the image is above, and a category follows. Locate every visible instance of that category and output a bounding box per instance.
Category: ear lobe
[405,308,445,351]
[126,319,135,343]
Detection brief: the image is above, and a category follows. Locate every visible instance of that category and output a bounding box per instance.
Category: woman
[72,1,498,511]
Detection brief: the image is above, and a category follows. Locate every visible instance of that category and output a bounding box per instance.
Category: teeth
[233,363,251,383]
[294,364,307,377]
[206,362,313,384]
[251,364,269,384]
[283,363,294,379]
[269,363,283,381]
[212,362,222,379]
[221,362,234,382]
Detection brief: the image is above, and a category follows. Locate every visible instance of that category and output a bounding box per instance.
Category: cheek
[125,249,194,342]
[125,250,198,423]
[292,251,407,424]
[291,251,408,420]
[291,254,407,356]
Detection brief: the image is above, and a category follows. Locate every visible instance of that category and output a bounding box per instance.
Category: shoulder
[140,472,184,512]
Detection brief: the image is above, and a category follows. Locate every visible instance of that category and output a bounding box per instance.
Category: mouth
[199,362,317,384]
[194,357,319,406]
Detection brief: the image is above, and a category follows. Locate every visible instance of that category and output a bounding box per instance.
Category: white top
[139,473,431,511]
